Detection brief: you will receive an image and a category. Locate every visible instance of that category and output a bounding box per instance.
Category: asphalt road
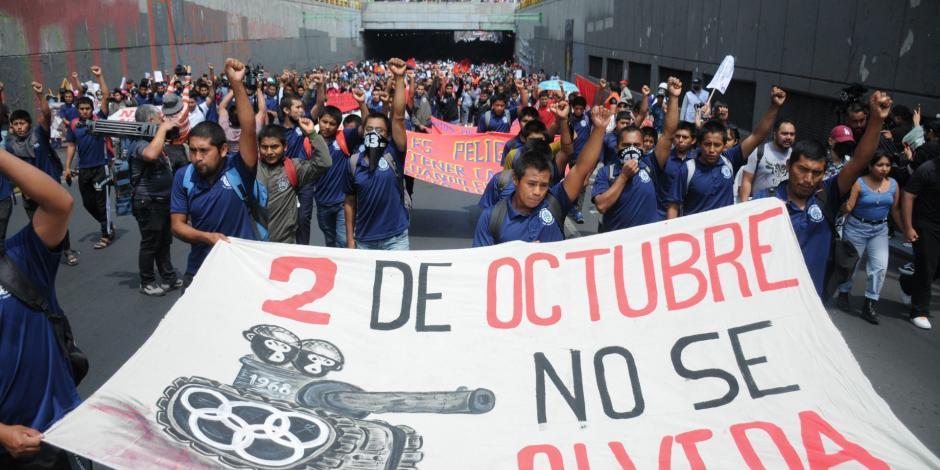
[20,172,939,458]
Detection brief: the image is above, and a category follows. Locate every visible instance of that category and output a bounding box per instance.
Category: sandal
[64,249,80,266]
[93,236,113,250]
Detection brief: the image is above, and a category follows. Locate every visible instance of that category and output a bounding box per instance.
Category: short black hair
[318,105,343,126]
[258,124,287,145]
[570,96,587,108]
[788,139,828,165]
[343,114,362,127]
[699,120,728,143]
[676,120,696,136]
[76,96,94,108]
[518,106,539,122]
[279,94,301,115]
[491,94,507,105]
[9,109,31,125]
[847,101,868,116]
[616,111,634,122]
[189,121,227,150]
[726,127,741,143]
[617,125,642,145]
[640,126,658,143]
[364,111,391,134]
[521,120,548,139]
[773,118,796,131]
[512,140,553,180]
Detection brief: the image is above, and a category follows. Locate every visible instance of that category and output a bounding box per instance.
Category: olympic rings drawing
[176,385,332,468]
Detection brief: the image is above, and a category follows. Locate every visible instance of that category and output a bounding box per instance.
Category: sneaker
[161,279,184,292]
[899,262,914,276]
[140,283,166,297]
[911,316,932,330]
[574,211,584,224]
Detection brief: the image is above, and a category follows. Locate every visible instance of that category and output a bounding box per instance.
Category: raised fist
[552,100,570,119]
[387,58,407,78]
[352,88,366,103]
[298,117,316,134]
[641,84,651,96]
[667,77,682,98]
[870,91,892,120]
[31,81,43,94]
[770,86,787,107]
[224,58,246,83]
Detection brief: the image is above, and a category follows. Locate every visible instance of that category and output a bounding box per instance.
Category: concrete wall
[516,0,940,136]
[0,0,363,109]
[362,1,516,31]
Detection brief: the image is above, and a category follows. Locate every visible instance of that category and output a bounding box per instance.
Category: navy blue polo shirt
[283,125,310,160]
[315,128,363,207]
[65,111,109,169]
[135,94,153,106]
[368,99,384,114]
[265,94,279,113]
[592,154,661,231]
[170,153,258,275]
[755,178,845,297]
[473,182,572,246]
[478,170,516,209]
[667,144,744,215]
[60,103,79,122]
[343,144,409,242]
[656,147,700,214]
[477,108,518,133]
[569,111,592,162]
[0,225,80,437]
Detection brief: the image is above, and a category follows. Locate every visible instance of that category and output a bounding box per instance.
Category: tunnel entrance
[363,30,515,63]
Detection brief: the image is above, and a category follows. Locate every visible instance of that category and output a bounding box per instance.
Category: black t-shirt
[128,138,174,198]
[906,158,940,227]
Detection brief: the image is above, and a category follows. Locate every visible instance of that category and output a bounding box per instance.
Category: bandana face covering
[363,130,388,172]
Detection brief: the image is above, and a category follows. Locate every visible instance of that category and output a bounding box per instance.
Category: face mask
[619,145,642,164]
[363,130,388,171]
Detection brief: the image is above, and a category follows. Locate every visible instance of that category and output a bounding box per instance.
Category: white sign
[45,200,938,469]
[707,55,735,95]
[153,70,164,83]
[108,107,138,122]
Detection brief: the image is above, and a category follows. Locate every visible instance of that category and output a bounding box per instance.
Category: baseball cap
[161,93,184,116]
[656,82,667,96]
[829,125,855,144]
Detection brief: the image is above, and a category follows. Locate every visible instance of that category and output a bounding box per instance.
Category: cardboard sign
[44,200,938,469]
[326,92,360,113]
[405,130,511,194]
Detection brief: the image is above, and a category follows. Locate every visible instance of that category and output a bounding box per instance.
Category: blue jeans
[838,215,889,300]
[316,203,346,248]
[296,184,317,245]
[356,229,409,251]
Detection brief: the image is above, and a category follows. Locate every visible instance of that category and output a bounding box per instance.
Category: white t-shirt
[742,142,791,193]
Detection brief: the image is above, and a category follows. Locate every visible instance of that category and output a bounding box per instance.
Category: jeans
[460,106,471,125]
[316,203,346,248]
[295,183,317,245]
[357,229,409,250]
[911,222,940,317]
[78,165,112,237]
[838,215,889,300]
[133,197,177,285]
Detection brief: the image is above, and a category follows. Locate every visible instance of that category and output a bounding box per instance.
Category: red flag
[326,92,359,113]
[576,74,599,107]
[459,58,471,74]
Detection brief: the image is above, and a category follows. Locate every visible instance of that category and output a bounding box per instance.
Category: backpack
[348,151,412,211]
[494,169,514,194]
[0,255,88,385]
[483,110,508,130]
[487,193,565,243]
[181,163,269,241]
[282,157,299,189]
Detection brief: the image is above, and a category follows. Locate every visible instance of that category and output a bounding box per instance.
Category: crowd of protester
[0,54,938,467]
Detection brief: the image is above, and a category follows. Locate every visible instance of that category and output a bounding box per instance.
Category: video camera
[243,63,266,89]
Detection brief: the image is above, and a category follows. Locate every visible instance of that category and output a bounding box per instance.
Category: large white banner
[45,199,938,469]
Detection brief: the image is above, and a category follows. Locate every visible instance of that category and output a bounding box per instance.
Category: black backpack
[0,255,88,385]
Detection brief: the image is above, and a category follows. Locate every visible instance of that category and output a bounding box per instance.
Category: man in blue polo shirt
[278,93,316,244]
[473,106,612,246]
[64,66,113,249]
[666,86,787,218]
[170,58,258,286]
[592,123,671,231]
[476,80,527,134]
[647,77,692,217]
[311,78,368,248]
[0,145,77,467]
[754,91,890,298]
[344,58,410,250]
